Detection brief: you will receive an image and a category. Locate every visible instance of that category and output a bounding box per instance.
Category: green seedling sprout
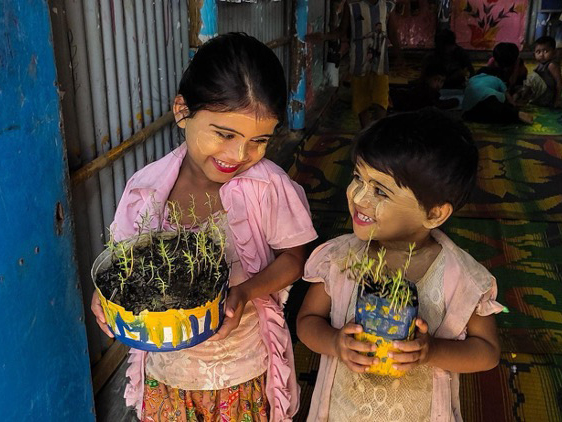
[139,256,146,277]
[117,242,135,279]
[154,273,168,300]
[147,261,156,284]
[347,241,416,312]
[105,230,117,258]
[183,250,196,285]
[166,200,185,253]
[118,272,127,294]
[157,237,175,284]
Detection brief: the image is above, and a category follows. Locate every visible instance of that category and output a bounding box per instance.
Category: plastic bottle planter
[91,237,229,352]
[354,282,418,377]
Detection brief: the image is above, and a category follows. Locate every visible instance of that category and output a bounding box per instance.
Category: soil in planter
[96,233,229,314]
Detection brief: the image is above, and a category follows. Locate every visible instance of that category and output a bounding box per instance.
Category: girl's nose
[353,182,376,206]
[228,140,249,163]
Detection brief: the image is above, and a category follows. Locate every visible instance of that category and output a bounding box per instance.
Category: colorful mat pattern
[444,217,562,355]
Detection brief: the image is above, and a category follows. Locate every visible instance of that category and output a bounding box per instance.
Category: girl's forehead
[195,109,278,131]
[354,160,419,200]
[355,160,395,185]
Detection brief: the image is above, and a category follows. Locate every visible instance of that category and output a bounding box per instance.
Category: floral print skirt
[141,372,269,422]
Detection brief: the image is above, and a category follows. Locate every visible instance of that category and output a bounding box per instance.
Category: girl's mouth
[212,158,241,173]
[353,210,375,226]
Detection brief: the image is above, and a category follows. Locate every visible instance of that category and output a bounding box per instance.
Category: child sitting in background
[423,29,475,89]
[463,67,533,124]
[519,36,562,108]
[487,42,527,92]
[297,108,502,421]
[391,60,459,111]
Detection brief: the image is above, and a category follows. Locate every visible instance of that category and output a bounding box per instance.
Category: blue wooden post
[0,2,95,420]
[288,0,308,130]
[190,0,218,59]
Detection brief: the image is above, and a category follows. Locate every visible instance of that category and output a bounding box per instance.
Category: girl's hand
[209,285,248,341]
[334,321,378,373]
[91,292,114,338]
[390,318,432,372]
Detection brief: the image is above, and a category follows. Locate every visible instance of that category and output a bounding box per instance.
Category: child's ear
[173,95,190,128]
[423,203,453,229]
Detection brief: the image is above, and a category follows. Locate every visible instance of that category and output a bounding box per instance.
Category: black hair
[492,42,520,68]
[534,36,556,50]
[435,29,456,51]
[177,32,287,124]
[352,108,478,212]
[421,60,447,80]
[477,66,506,82]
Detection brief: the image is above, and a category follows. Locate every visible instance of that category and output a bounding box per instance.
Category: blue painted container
[92,236,229,352]
[355,283,418,377]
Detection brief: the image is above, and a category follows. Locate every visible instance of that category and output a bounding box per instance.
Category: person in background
[391,60,459,111]
[518,36,562,108]
[463,66,533,124]
[307,0,401,128]
[487,42,527,92]
[424,29,474,89]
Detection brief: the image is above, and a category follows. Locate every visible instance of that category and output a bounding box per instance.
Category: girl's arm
[210,245,307,340]
[548,62,562,107]
[297,283,376,373]
[391,311,501,373]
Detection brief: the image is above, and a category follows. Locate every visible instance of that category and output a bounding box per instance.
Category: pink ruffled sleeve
[303,241,336,297]
[475,281,504,316]
[261,173,317,250]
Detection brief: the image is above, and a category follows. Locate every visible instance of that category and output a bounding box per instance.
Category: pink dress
[303,231,504,422]
[111,144,318,421]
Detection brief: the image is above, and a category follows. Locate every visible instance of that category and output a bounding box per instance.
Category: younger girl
[297,108,502,421]
[91,33,317,421]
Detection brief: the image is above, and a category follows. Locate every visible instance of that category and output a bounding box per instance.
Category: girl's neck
[375,232,434,254]
[180,153,222,191]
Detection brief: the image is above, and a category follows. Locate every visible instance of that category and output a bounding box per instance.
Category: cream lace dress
[145,212,269,390]
[328,250,446,422]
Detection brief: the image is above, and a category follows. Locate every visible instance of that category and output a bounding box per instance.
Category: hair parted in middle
[177,32,287,124]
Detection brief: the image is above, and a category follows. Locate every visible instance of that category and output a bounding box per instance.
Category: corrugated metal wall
[51,0,190,364]
[217,0,292,82]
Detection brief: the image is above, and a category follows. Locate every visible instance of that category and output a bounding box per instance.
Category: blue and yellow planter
[355,286,418,377]
[91,243,228,352]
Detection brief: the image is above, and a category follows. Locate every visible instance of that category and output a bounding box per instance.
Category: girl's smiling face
[175,98,278,184]
[346,159,434,246]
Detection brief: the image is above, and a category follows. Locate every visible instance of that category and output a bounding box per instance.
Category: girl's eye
[252,138,269,144]
[216,131,235,140]
[353,173,362,182]
[375,187,388,197]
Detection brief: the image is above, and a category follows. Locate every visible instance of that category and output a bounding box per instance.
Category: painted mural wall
[451,0,529,49]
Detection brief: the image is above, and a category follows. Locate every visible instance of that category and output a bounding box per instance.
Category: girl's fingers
[393,339,422,352]
[348,350,378,367]
[342,323,363,335]
[389,351,420,363]
[96,318,114,338]
[347,337,377,353]
[345,359,373,374]
[416,318,429,334]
